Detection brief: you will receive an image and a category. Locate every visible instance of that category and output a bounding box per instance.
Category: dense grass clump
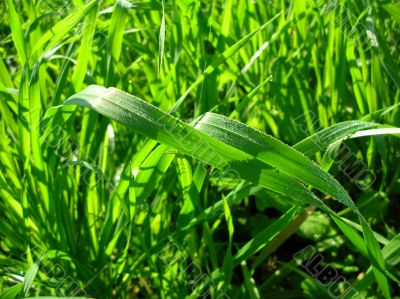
[1,0,400,298]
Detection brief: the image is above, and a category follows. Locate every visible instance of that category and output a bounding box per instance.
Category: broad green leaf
[193,112,359,212]
[63,86,326,211]
[64,85,391,298]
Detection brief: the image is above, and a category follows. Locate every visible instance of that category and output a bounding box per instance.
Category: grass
[0,0,400,298]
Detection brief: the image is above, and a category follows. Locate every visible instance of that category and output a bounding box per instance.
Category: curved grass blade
[193,112,359,212]
[63,85,390,298]
[63,86,327,212]
[193,112,391,298]
[293,120,381,157]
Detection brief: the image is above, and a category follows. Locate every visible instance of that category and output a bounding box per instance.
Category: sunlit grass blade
[30,0,98,58]
[63,86,327,211]
[169,11,282,113]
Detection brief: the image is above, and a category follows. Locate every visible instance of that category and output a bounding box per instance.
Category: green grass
[0,0,400,298]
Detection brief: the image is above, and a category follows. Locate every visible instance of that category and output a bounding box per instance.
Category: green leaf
[6,0,27,65]
[158,0,166,75]
[23,263,39,296]
[193,112,358,212]
[106,0,130,86]
[169,11,282,113]
[64,85,391,298]
[0,283,22,299]
[233,206,298,265]
[293,120,380,157]
[31,0,98,58]
[219,195,234,291]
[383,3,400,23]
[63,86,325,211]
